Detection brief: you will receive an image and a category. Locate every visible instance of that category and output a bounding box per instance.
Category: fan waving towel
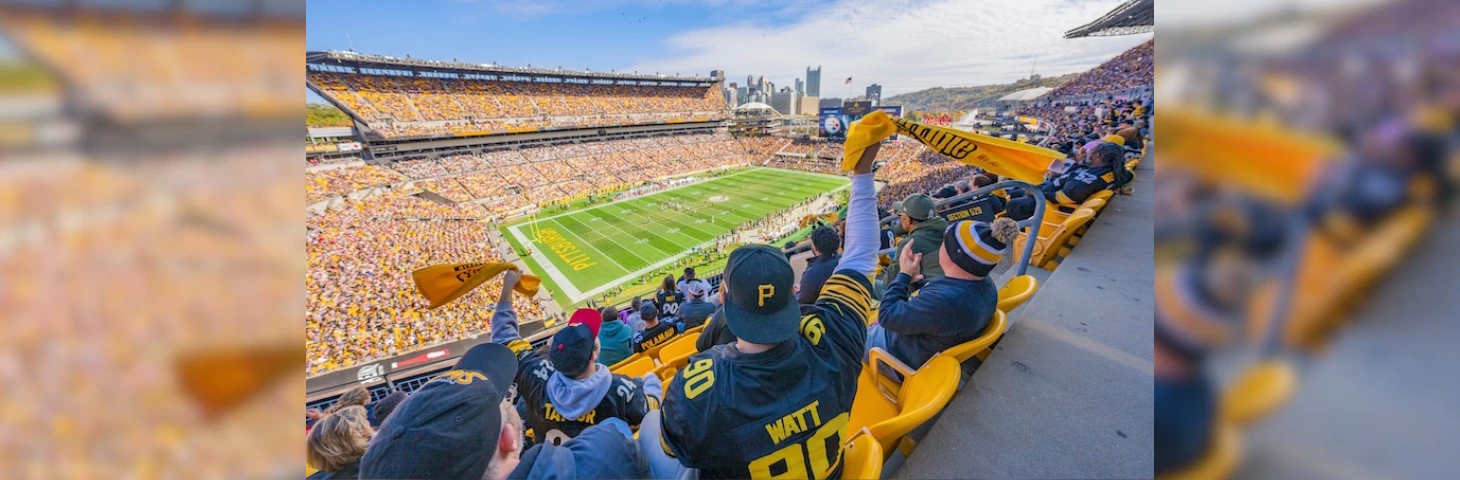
[843,110,1065,184]
[412,262,541,309]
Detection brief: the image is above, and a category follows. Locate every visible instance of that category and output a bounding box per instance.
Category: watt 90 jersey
[659,270,873,479]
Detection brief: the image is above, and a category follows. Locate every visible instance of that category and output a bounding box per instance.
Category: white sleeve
[835,173,877,275]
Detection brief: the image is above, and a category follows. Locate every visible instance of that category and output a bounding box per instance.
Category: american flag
[844,77,852,84]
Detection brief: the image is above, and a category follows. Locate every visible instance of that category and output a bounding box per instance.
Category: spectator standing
[676,267,708,301]
[597,306,634,366]
[676,282,716,329]
[868,217,1017,369]
[796,225,842,305]
[632,303,681,354]
[654,275,683,320]
[490,271,663,444]
[640,143,881,479]
[307,405,372,480]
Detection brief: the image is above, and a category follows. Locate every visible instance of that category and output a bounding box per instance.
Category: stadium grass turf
[502,167,848,309]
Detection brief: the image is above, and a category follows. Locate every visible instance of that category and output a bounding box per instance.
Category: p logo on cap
[758,285,775,306]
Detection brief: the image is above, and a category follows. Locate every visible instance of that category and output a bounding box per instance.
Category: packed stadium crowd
[306,204,553,376]
[304,138,1049,480]
[306,153,362,167]
[305,165,404,204]
[733,135,791,161]
[300,132,762,220]
[299,34,1173,480]
[766,155,841,175]
[1046,39,1153,97]
[308,71,730,139]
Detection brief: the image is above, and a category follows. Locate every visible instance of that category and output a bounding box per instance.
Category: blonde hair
[329,385,370,413]
[306,405,374,472]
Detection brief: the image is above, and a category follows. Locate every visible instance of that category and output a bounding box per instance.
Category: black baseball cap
[723,244,800,344]
[549,308,602,377]
[359,343,518,479]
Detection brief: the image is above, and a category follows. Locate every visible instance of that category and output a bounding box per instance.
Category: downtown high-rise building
[795,78,804,94]
[865,84,882,106]
[806,66,821,97]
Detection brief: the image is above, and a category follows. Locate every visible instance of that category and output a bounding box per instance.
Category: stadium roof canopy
[306,50,716,86]
[733,102,781,115]
[1064,0,1153,38]
[997,87,1053,102]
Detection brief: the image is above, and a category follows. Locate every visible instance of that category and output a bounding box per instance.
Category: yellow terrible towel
[843,110,1065,184]
[412,262,541,309]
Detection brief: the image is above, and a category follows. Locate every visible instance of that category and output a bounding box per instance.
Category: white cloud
[625,0,1153,96]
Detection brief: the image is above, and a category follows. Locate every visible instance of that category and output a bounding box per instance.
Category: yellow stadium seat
[1044,197,1105,232]
[849,351,962,457]
[610,356,655,378]
[307,465,317,477]
[1157,424,1242,480]
[1221,360,1297,428]
[841,428,885,480]
[656,334,701,372]
[1016,208,1096,269]
[941,309,1007,364]
[997,275,1038,312]
[681,324,706,337]
[637,336,678,366]
[651,363,679,382]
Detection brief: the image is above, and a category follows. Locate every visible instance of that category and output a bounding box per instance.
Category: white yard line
[579,210,683,259]
[507,224,584,300]
[520,168,760,225]
[510,169,851,304]
[544,217,643,271]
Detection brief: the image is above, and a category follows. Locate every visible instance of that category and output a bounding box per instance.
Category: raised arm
[490,270,524,344]
[836,143,881,276]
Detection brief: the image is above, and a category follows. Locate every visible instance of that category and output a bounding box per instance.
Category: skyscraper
[865,84,882,106]
[795,78,804,94]
[806,66,821,97]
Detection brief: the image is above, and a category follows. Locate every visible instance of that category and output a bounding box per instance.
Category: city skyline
[306,0,1149,104]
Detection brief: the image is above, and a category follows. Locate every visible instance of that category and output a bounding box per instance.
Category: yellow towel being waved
[843,110,1065,184]
[412,262,541,309]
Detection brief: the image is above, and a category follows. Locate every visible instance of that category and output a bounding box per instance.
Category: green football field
[501,167,848,307]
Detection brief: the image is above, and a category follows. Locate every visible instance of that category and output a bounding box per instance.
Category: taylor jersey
[504,338,659,446]
[659,270,873,479]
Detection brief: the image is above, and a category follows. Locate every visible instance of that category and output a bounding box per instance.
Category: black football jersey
[659,270,873,479]
[504,338,659,446]
[634,322,681,354]
[656,290,683,318]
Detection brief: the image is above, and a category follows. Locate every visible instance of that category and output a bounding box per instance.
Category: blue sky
[306,0,1152,102]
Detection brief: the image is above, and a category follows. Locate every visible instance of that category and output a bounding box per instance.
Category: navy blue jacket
[797,253,841,305]
[507,418,649,479]
[876,272,997,368]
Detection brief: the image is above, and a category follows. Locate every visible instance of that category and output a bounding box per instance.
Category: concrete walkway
[894,158,1155,479]
[1234,212,1460,480]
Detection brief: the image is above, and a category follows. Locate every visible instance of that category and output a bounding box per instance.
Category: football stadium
[305,0,1155,477]
[503,167,849,306]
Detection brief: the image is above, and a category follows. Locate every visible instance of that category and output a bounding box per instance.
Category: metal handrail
[873,180,1045,276]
